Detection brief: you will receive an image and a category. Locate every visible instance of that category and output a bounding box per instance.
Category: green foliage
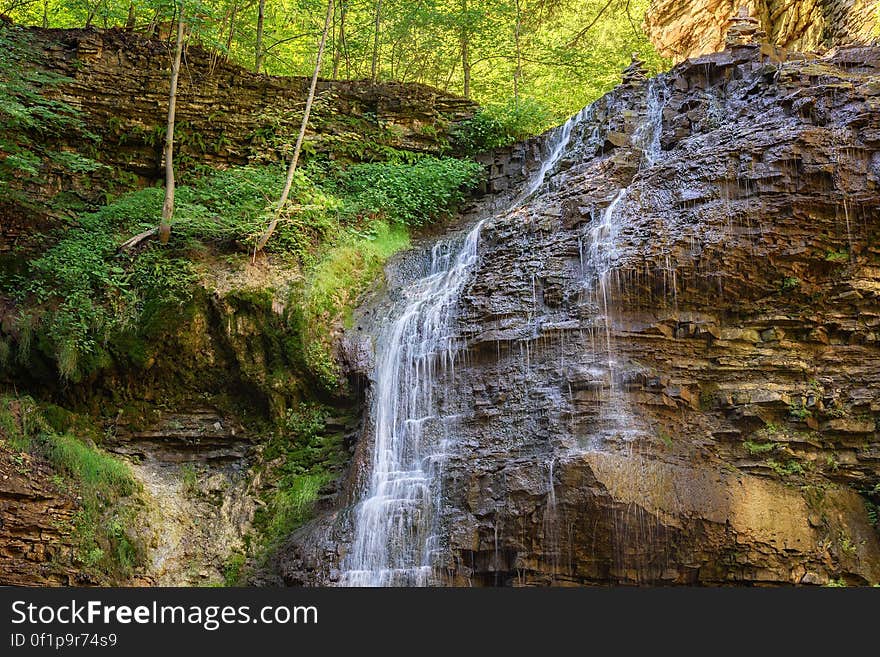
[452,98,554,152]
[44,432,134,496]
[7,0,667,127]
[223,552,246,586]
[339,157,483,226]
[767,458,806,477]
[255,403,347,554]
[780,277,801,292]
[174,165,340,257]
[867,500,878,530]
[8,189,197,380]
[295,221,410,391]
[180,463,199,497]
[3,152,475,385]
[825,249,849,263]
[826,454,839,472]
[745,440,777,456]
[0,395,141,579]
[788,402,813,422]
[0,23,99,205]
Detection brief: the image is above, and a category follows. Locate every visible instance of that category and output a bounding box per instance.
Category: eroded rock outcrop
[647,0,878,62]
[0,443,79,586]
[282,40,880,586]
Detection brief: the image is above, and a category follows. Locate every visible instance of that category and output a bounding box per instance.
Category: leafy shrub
[452,98,554,153]
[174,165,340,255]
[339,156,482,226]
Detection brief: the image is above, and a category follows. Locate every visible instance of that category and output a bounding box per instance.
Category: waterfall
[341,109,590,587]
[588,188,628,369]
[633,77,669,169]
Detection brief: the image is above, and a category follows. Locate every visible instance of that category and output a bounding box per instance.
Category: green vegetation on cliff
[0,396,141,580]
[0,25,101,208]
[0,157,480,385]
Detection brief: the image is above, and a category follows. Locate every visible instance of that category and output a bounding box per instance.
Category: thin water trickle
[633,77,669,169]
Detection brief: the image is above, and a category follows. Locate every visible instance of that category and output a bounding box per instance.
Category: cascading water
[340,221,484,586]
[587,188,628,371]
[341,110,591,587]
[633,77,670,169]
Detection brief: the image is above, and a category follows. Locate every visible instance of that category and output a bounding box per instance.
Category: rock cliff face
[646,0,878,62]
[0,441,78,586]
[281,41,880,585]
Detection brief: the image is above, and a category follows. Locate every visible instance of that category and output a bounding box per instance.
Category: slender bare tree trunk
[225,0,239,60]
[371,0,382,83]
[460,0,470,98]
[125,2,135,29]
[513,0,522,107]
[331,0,347,79]
[159,14,185,245]
[254,0,333,255]
[255,0,265,72]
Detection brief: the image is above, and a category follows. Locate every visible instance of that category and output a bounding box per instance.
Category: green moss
[292,221,410,392]
[254,403,348,557]
[658,430,673,449]
[223,552,247,586]
[745,440,777,455]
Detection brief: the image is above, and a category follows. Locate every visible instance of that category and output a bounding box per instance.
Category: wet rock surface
[284,43,880,586]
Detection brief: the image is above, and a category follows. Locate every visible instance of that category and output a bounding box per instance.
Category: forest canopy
[4,0,666,128]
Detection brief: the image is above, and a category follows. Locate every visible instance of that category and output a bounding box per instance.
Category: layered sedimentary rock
[281,40,880,586]
[0,438,78,586]
[646,0,878,62]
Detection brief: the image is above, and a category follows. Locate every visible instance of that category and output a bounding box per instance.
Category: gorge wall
[280,40,880,586]
[646,0,879,62]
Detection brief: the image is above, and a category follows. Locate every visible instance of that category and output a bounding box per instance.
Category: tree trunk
[371,0,382,83]
[125,2,135,29]
[255,0,265,73]
[159,14,185,245]
[513,0,522,107]
[331,0,347,79]
[254,0,334,255]
[225,1,239,61]
[460,0,470,99]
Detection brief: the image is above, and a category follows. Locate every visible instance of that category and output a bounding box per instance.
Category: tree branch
[118,227,158,252]
[565,0,615,48]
